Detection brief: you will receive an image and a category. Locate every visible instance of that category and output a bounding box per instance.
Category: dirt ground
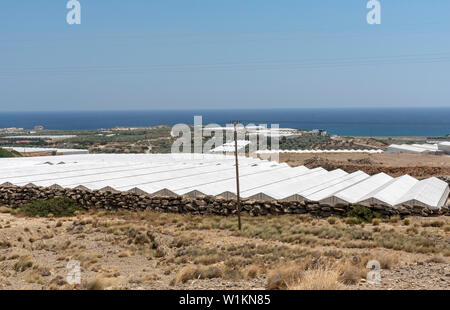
[0,208,448,290]
[279,153,450,178]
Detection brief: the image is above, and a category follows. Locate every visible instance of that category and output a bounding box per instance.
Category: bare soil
[0,209,449,290]
[279,153,450,178]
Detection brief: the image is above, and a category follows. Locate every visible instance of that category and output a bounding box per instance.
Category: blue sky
[1,0,450,111]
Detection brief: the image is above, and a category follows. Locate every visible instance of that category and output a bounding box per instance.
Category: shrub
[0,148,17,158]
[372,219,380,226]
[288,269,345,290]
[376,254,398,269]
[16,197,83,218]
[245,265,264,279]
[406,226,419,235]
[222,266,244,280]
[346,205,380,223]
[0,206,12,213]
[194,254,223,265]
[327,217,338,225]
[13,256,33,272]
[174,265,222,284]
[389,216,400,224]
[344,217,361,225]
[267,266,304,290]
[24,269,44,284]
[338,264,366,285]
[422,221,445,228]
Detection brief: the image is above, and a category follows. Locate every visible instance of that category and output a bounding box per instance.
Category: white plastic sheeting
[210,140,250,153]
[397,177,450,209]
[3,147,88,155]
[386,144,441,154]
[359,175,419,207]
[256,149,384,154]
[0,154,448,209]
[331,173,394,204]
[3,135,77,140]
[438,142,450,155]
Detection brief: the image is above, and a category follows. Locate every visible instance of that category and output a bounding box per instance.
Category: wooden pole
[233,122,242,231]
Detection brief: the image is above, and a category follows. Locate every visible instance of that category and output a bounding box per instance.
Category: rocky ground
[279,153,450,178]
[359,262,450,290]
[0,208,448,290]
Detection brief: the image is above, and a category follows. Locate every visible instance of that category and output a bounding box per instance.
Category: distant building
[34,125,44,131]
[0,127,24,133]
[311,129,328,136]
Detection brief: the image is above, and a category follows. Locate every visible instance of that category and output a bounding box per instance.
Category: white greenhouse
[0,153,448,209]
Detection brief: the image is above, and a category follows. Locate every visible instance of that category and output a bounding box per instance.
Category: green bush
[0,148,15,158]
[346,205,381,223]
[16,197,83,218]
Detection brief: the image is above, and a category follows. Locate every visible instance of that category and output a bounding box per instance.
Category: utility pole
[233,121,242,230]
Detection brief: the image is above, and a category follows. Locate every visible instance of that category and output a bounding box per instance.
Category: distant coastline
[1,107,449,137]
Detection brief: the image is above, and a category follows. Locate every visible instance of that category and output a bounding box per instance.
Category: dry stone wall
[440,176,450,186]
[0,184,448,217]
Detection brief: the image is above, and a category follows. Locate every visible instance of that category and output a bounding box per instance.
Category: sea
[0,108,449,137]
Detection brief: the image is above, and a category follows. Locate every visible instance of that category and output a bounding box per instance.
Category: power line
[1,52,450,77]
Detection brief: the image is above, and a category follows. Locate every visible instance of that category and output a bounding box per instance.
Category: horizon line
[2,106,450,113]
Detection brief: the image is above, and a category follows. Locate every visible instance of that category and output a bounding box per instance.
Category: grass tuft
[13,256,33,272]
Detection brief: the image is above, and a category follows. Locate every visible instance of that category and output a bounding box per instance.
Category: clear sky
[1,0,450,111]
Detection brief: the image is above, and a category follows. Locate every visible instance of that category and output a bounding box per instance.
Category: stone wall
[439,176,450,186]
[0,185,448,218]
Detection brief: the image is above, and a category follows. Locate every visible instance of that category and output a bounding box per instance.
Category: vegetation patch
[16,197,83,218]
[346,205,381,223]
[13,255,33,272]
[0,148,21,158]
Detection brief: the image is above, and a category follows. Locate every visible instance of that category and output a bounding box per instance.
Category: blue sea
[0,108,449,137]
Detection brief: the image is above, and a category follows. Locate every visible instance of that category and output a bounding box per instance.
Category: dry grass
[245,265,265,279]
[13,256,33,272]
[84,276,117,290]
[267,262,348,290]
[174,265,222,284]
[422,220,445,228]
[267,265,304,290]
[372,253,399,270]
[288,269,345,290]
[0,206,13,213]
[0,209,448,290]
[140,273,161,283]
[86,277,107,290]
[327,217,339,225]
[24,269,45,285]
[118,250,132,258]
[338,264,367,285]
[427,255,447,264]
